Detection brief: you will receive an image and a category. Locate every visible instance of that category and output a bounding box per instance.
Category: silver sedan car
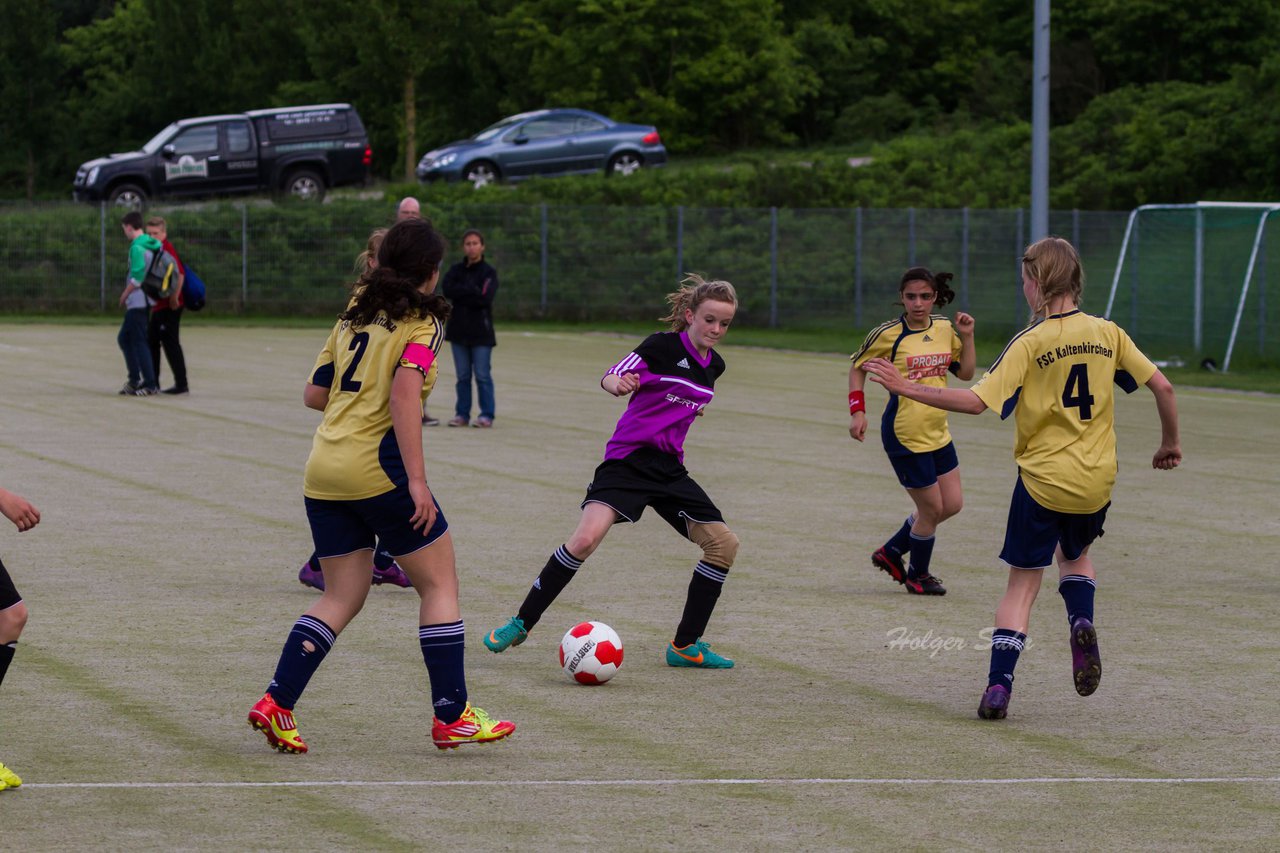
[417,108,668,187]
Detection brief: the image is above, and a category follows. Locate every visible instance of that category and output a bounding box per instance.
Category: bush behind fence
[2,200,1276,362]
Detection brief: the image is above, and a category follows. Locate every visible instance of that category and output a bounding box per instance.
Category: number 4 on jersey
[1062,362,1094,420]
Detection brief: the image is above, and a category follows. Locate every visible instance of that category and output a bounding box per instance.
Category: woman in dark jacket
[442,230,499,427]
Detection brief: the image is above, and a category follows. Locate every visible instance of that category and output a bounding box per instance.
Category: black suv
[73,104,371,206]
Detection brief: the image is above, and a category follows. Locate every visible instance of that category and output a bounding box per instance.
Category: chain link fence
[2,199,1275,362]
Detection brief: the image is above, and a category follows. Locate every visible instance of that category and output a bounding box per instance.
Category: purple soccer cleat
[978,684,1010,720]
[372,561,412,588]
[1070,617,1101,697]
[298,561,325,591]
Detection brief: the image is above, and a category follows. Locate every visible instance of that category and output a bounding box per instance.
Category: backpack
[141,246,180,301]
[183,263,207,311]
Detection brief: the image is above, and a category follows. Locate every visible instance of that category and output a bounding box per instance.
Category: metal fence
[2,199,1276,362]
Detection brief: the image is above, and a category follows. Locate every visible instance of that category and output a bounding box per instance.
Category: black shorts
[0,557,21,611]
[582,447,725,536]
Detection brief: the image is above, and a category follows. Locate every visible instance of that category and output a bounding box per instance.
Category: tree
[0,0,63,198]
[496,0,816,150]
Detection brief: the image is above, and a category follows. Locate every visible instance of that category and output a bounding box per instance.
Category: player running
[864,236,1181,720]
[248,218,514,753]
[849,267,976,595]
[0,484,40,793]
[484,274,741,669]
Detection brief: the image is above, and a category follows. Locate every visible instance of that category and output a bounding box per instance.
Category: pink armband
[402,342,436,373]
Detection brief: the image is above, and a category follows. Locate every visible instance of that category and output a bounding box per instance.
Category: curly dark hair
[899,266,957,307]
[341,217,450,327]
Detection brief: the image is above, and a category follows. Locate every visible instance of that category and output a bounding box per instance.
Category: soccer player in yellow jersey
[248,218,515,753]
[849,267,976,595]
[865,237,1181,721]
[0,483,40,792]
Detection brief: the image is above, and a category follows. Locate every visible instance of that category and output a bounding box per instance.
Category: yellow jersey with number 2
[970,310,1156,514]
[303,310,443,501]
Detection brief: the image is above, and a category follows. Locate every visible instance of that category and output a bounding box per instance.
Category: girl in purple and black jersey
[484,275,741,668]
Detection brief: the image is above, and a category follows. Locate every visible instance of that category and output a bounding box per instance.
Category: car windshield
[471,114,534,142]
[141,123,180,154]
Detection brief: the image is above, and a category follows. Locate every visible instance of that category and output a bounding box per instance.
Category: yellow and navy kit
[970,310,1156,514]
[303,310,443,500]
[852,314,965,455]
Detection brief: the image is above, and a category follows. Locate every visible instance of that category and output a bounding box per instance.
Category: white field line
[22,776,1280,790]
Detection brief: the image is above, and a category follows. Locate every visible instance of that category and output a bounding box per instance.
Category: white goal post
[1106,201,1280,372]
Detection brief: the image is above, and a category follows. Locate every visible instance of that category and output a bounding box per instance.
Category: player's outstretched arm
[1146,369,1182,470]
[863,357,987,415]
[0,487,40,532]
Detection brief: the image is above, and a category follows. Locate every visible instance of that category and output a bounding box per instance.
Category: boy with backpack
[118,211,161,396]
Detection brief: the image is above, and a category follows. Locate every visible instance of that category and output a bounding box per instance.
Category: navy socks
[267,615,336,709]
[419,620,467,724]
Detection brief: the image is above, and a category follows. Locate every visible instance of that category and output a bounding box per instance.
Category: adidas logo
[922,334,933,342]
[676,357,690,369]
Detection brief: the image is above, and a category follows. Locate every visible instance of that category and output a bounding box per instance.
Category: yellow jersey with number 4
[303,310,443,500]
[970,310,1156,514]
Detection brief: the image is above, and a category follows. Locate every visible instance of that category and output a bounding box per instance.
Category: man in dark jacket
[442,229,499,427]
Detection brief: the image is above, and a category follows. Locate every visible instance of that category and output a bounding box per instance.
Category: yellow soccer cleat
[247,693,309,754]
[0,760,22,790]
[432,702,516,749]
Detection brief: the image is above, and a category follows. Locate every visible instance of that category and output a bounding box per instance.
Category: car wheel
[108,183,147,209]
[464,161,499,188]
[607,152,643,177]
[284,169,326,202]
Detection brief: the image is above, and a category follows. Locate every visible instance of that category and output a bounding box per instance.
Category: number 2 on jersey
[339,331,370,392]
[1061,362,1094,420]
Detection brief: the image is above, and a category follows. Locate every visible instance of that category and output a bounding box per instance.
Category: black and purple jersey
[602,331,726,464]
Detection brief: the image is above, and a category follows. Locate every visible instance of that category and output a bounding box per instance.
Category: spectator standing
[442,230,499,427]
[145,216,190,395]
[398,196,441,426]
[117,211,159,396]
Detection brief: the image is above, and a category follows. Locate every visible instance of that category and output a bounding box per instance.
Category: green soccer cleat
[0,760,22,790]
[666,638,735,669]
[484,616,528,652]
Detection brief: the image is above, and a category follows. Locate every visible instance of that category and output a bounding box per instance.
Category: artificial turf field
[0,323,1276,851]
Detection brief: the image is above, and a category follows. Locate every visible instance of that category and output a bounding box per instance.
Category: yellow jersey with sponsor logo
[303,310,443,500]
[852,314,965,455]
[970,310,1156,513]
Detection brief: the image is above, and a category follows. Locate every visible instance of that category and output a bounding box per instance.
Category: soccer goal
[1105,202,1280,371]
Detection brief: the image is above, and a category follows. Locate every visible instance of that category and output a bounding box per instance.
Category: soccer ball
[559,621,624,685]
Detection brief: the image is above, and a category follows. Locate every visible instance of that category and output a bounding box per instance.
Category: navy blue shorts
[305,487,449,560]
[999,476,1108,569]
[0,557,20,611]
[583,447,724,536]
[888,442,959,490]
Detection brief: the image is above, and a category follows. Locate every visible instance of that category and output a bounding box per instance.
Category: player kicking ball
[864,237,1181,719]
[485,275,741,669]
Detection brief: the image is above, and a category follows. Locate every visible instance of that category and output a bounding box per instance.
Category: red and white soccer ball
[559,621,624,685]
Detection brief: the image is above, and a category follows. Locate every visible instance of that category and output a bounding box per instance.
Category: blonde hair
[354,227,388,275]
[145,216,167,230]
[1022,236,1083,315]
[661,273,738,331]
